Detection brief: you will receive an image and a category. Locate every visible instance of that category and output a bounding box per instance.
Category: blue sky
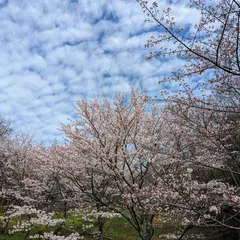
[0,0,200,144]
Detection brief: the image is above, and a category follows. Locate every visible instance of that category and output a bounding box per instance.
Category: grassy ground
[102,217,179,240]
[0,214,196,240]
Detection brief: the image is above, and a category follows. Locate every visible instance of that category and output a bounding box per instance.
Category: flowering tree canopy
[137,0,240,238]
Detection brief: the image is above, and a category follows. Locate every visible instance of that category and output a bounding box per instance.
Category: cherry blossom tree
[159,103,240,238]
[60,90,208,240]
[137,0,240,238]
[0,133,36,234]
[0,127,83,239]
[139,0,240,76]
[138,0,239,115]
[0,117,12,138]
[32,142,116,240]
[46,144,112,237]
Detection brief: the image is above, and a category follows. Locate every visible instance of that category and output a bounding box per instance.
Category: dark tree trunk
[140,215,154,240]
[2,218,9,235]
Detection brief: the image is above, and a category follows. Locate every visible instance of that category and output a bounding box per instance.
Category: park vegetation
[0,0,239,239]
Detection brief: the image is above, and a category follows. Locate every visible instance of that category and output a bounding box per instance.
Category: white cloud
[0,0,200,145]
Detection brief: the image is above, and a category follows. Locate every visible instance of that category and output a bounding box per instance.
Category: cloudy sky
[0,0,200,144]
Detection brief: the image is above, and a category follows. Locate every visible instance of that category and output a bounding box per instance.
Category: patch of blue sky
[125,145,150,169]
[62,40,84,47]
[69,0,78,4]
[103,73,111,78]
[93,9,120,25]
[125,143,136,152]
[168,0,186,5]
[0,0,8,8]
[29,46,45,57]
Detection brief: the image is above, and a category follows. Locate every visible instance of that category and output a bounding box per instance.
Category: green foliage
[0,233,25,240]
[0,213,200,240]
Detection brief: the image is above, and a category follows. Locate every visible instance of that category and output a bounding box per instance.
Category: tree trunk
[63,201,68,219]
[98,215,106,235]
[2,218,9,235]
[144,222,152,240]
[142,224,152,240]
[140,215,154,240]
